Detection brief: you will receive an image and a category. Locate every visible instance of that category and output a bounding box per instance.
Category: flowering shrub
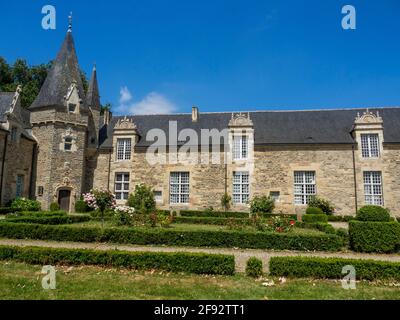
[265,216,295,233]
[114,206,135,226]
[83,189,116,226]
[83,190,116,211]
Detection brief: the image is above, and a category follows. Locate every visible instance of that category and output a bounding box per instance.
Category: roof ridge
[113,106,400,117]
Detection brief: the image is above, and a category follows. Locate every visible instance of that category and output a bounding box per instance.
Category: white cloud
[116,87,177,115]
[119,86,132,104]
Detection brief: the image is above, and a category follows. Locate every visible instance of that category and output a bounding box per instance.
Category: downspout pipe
[29,143,37,199]
[352,144,358,213]
[0,133,8,205]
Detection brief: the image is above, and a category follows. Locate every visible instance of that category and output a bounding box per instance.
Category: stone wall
[32,120,87,211]
[1,135,35,205]
[253,145,356,216]
[86,141,400,217]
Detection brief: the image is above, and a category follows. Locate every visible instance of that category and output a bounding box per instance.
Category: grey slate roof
[29,32,87,110]
[0,93,13,122]
[86,66,100,109]
[99,107,400,149]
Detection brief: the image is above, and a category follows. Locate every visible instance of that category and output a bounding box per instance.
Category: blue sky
[1,0,400,114]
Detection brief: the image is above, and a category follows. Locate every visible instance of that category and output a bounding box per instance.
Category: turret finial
[68,12,73,33]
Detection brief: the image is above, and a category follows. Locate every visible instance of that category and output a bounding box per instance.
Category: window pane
[232,172,249,204]
[170,172,190,204]
[361,134,380,158]
[363,171,384,206]
[294,171,316,205]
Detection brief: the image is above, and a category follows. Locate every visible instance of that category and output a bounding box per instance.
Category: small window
[64,137,73,151]
[37,186,44,197]
[233,172,250,204]
[115,173,130,200]
[16,175,24,198]
[10,127,18,142]
[361,134,380,158]
[170,172,190,204]
[233,136,248,160]
[117,138,132,161]
[294,171,316,205]
[154,191,163,203]
[270,191,280,203]
[68,103,77,113]
[364,171,384,206]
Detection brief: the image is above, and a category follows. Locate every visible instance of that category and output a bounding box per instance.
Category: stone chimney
[192,106,199,123]
[103,110,112,125]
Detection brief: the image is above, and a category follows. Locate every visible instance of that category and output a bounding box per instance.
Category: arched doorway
[58,189,71,212]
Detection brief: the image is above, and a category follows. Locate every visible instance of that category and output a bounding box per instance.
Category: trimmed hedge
[302,214,328,223]
[180,210,249,218]
[356,206,391,222]
[297,222,337,235]
[174,216,255,226]
[246,257,263,278]
[270,256,400,281]
[179,210,297,220]
[8,211,67,218]
[0,208,21,215]
[0,223,345,251]
[328,215,356,222]
[349,221,400,253]
[305,207,324,215]
[0,245,234,275]
[3,215,91,225]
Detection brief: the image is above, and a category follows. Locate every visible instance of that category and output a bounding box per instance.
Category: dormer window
[233,136,248,160]
[64,137,73,151]
[68,103,77,113]
[116,138,132,161]
[361,134,380,158]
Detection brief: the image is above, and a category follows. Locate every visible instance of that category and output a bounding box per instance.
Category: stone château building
[1,27,400,217]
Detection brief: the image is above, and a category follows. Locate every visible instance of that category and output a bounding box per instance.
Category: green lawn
[1,261,399,300]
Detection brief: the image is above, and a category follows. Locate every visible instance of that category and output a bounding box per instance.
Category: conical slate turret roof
[86,66,100,110]
[30,31,87,110]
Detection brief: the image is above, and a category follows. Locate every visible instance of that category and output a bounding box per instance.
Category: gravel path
[0,239,399,273]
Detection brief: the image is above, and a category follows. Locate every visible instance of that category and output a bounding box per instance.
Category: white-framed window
[115,173,130,200]
[364,171,384,206]
[116,138,132,161]
[16,175,24,198]
[361,134,380,158]
[294,171,316,205]
[64,137,73,151]
[233,171,249,204]
[154,191,163,203]
[10,127,18,142]
[170,172,190,204]
[232,136,248,160]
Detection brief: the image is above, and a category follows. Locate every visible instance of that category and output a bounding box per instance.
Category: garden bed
[0,222,345,251]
